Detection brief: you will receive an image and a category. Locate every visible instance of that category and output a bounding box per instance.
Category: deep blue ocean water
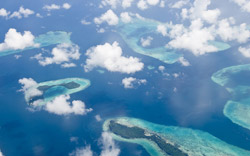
[1,0,250,155]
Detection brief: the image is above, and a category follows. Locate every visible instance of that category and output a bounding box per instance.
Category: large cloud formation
[84,42,144,74]
[0,28,38,52]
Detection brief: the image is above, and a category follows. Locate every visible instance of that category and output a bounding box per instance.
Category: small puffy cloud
[170,0,189,9]
[95,115,102,121]
[81,19,91,25]
[137,0,148,10]
[239,46,250,57]
[122,0,134,8]
[61,63,77,68]
[160,0,165,7]
[157,24,167,36]
[71,132,119,156]
[97,28,106,33]
[18,78,43,100]
[9,6,34,19]
[0,150,3,156]
[100,132,120,156]
[32,43,80,68]
[36,13,43,18]
[101,0,119,9]
[146,0,160,6]
[14,54,22,59]
[62,3,71,9]
[120,12,132,23]
[43,3,71,11]
[0,28,38,52]
[173,73,180,78]
[45,95,93,115]
[43,4,60,11]
[70,145,93,156]
[122,77,147,89]
[0,8,10,17]
[140,36,153,47]
[158,65,165,72]
[137,0,160,10]
[70,137,79,143]
[94,9,119,26]
[231,0,250,12]
[84,42,144,74]
[178,56,190,66]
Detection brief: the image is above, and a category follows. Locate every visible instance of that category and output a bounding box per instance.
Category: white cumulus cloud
[70,132,120,156]
[45,95,93,116]
[9,6,34,19]
[0,28,38,52]
[181,0,221,24]
[239,46,250,57]
[122,0,134,8]
[43,3,71,11]
[94,9,119,26]
[170,0,190,9]
[231,0,250,12]
[167,19,218,55]
[146,0,159,6]
[217,18,250,43]
[32,43,80,68]
[120,12,132,23]
[157,24,167,36]
[178,56,190,66]
[122,77,147,89]
[100,132,120,156]
[101,0,119,9]
[71,146,93,156]
[137,0,148,10]
[62,3,71,9]
[140,36,153,47]
[0,8,10,17]
[43,4,61,11]
[18,78,43,100]
[84,42,144,74]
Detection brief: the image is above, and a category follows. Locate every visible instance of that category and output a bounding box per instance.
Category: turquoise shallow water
[0,31,72,57]
[212,64,250,130]
[104,117,250,156]
[116,17,231,64]
[116,18,182,64]
[25,78,90,107]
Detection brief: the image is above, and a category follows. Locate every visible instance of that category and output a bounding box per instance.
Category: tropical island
[103,117,250,156]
